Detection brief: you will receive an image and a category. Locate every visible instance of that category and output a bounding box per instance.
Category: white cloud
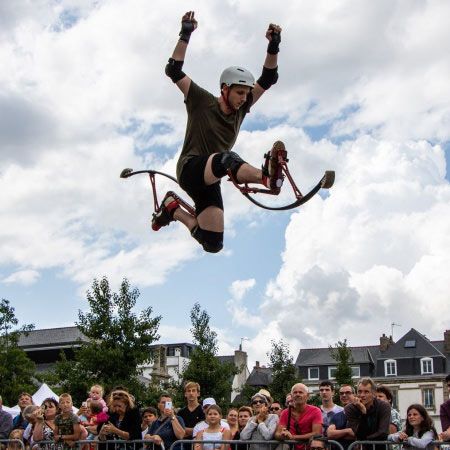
[229,279,256,301]
[2,269,40,286]
[227,278,264,330]
[255,136,450,350]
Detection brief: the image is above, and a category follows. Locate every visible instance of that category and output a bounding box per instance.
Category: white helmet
[220,66,255,89]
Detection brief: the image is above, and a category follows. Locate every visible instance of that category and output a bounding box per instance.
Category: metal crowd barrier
[23,438,450,450]
[168,440,346,450]
[347,440,450,450]
[29,439,345,450]
[7,439,450,450]
[0,440,25,450]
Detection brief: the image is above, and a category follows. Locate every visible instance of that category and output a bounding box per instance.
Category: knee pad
[211,151,246,179]
[191,226,223,253]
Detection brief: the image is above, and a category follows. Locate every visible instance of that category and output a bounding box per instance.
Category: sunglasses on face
[269,407,280,411]
[252,400,266,405]
[310,447,325,450]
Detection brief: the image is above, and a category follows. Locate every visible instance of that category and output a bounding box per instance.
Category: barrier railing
[7,438,449,450]
[168,440,345,450]
[0,440,25,450]
[347,440,450,450]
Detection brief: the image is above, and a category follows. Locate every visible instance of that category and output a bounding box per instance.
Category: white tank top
[202,430,224,450]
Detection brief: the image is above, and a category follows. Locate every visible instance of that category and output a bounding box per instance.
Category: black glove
[179,11,197,43]
[267,26,281,54]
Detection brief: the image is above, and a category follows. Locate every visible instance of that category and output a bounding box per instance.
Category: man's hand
[179,11,198,43]
[280,428,293,440]
[352,397,367,415]
[163,406,174,417]
[266,23,282,40]
[265,23,282,54]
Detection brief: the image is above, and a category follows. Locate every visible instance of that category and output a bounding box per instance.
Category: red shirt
[279,405,323,449]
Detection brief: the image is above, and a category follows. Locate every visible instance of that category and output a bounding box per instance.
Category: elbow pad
[165,58,186,83]
[257,66,278,90]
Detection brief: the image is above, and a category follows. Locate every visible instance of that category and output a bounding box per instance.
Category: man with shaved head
[275,383,323,449]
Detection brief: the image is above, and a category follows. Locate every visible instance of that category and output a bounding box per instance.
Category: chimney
[254,361,260,369]
[380,333,392,351]
[444,330,450,354]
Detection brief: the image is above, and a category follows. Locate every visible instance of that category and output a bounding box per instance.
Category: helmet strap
[221,85,233,112]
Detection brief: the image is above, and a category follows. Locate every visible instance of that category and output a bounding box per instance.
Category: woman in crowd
[240,392,278,450]
[98,390,141,447]
[194,405,231,450]
[388,404,437,449]
[33,397,59,444]
[232,407,253,450]
[226,409,239,440]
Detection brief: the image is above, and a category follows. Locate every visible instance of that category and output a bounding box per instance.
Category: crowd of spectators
[1,375,450,450]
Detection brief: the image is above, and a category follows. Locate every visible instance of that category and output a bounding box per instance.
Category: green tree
[236,383,260,406]
[52,277,161,405]
[0,299,36,405]
[267,339,302,403]
[179,303,237,406]
[329,339,354,392]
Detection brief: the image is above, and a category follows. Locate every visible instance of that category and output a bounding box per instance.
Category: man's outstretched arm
[165,11,197,97]
[252,23,282,105]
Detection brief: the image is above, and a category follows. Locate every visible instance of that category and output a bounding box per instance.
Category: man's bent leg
[205,152,272,188]
[173,208,197,231]
[235,163,264,184]
[191,206,224,253]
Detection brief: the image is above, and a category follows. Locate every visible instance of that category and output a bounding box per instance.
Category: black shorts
[179,155,224,216]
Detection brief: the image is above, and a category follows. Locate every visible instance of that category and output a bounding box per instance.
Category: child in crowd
[7,429,24,450]
[54,393,84,448]
[86,385,108,413]
[84,401,109,440]
[388,404,438,450]
[141,407,158,439]
[195,405,231,450]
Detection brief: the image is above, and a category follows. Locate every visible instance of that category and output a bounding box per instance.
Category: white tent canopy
[2,383,61,418]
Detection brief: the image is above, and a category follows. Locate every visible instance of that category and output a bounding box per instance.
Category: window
[422,387,435,409]
[404,340,416,348]
[384,359,397,376]
[328,366,337,379]
[308,367,319,380]
[421,357,433,374]
[351,366,360,378]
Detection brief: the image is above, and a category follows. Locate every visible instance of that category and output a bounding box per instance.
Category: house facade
[17,326,88,372]
[295,328,450,431]
[18,327,249,401]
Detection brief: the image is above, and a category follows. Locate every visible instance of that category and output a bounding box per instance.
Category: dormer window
[384,359,397,376]
[421,357,433,374]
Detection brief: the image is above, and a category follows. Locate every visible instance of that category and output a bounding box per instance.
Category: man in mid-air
[152,11,283,253]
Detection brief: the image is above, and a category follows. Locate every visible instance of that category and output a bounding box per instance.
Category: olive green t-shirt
[176,81,249,180]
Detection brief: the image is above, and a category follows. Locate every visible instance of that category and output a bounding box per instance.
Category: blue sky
[1,0,450,365]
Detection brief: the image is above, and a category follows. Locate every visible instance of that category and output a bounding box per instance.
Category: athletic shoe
[262,140,286,191]
[151,191,180,231]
